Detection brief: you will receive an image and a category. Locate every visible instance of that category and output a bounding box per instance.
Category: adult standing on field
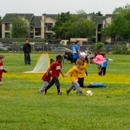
[72,40,81,63]
[23,39,31,65]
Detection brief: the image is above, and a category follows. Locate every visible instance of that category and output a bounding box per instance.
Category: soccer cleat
[66,90,69,95]
[58,92,62,95]
[78,91,83,96]
[43,89,47,94]
[38,90,43,93]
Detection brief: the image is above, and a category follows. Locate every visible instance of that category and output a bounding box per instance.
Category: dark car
[0,43,8,52]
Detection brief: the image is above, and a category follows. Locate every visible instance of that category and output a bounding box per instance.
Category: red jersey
[42,72,51,82]
[0,63,4,79]
[49,62,62,78]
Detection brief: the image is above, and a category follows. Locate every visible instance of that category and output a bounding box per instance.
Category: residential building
[1,13,115,43]
[1,13,57,39]
[102,14,116,43]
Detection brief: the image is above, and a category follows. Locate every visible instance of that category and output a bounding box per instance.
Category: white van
[60,40,69,46]
[60,38,88,46]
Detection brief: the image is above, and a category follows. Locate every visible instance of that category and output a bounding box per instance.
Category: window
[45,33,52,39]
[30,33,34,38]
[45,23,53,31]
[5,23,10,30]
[5,33,10,38]
[35,28,41,35]
[30,26,34,31]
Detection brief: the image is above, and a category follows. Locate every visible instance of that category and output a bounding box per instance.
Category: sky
[0,0,130,18]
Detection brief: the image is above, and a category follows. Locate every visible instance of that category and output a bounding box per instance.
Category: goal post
[24,53,50,73]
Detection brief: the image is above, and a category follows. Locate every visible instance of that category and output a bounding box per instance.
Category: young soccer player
[0,55,7,85]
[101,53,113,75]
[78,57,88,87]
[92,52,106,76]
[43,55,64,95]
[38,59,54,93]
[65,58,84,96]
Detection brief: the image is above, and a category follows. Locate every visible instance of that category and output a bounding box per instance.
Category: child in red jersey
[44,55,64,95]
[38,59,54,93]
[0,55,7,85]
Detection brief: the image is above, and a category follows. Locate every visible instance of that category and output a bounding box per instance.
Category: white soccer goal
[24,53,50,73]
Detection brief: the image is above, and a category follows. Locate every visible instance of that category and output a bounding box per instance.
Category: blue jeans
[24,53,31,64]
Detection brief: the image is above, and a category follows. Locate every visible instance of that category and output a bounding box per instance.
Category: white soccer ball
[86,90,93,96]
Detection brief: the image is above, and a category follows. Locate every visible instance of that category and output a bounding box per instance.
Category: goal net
[24,53,50,73]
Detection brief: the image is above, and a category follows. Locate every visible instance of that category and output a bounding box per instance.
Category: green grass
[0,52,130,130]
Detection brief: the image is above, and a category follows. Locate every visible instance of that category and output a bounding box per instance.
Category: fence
[1,42,128,53]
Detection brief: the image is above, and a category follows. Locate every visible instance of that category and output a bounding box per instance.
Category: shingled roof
[32,16,42,28]
[94,16,104,24]
[2,13,34,23]
[44,14,58,20]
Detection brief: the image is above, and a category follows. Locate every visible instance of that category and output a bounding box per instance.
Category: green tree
[89,11,103,16]
[11,17,29,38]
[52,12,71,39]
[68,14,96,39]
[52,11,96,40]
[102,4,130,41]
[102,23,115,41]
[113,4,130,14]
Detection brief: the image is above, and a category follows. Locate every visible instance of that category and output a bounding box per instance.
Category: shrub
[95,42,104,52]
[112,44,130,54]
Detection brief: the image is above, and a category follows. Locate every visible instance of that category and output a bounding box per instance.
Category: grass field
[0,52,130,130]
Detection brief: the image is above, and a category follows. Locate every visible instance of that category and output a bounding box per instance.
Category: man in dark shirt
[23,39,31,65]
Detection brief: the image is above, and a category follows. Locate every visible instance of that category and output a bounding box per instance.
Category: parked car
[51,47,72,52]
[0,43,8,52]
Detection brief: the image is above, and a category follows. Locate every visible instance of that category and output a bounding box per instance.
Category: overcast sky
[0,0,130,17]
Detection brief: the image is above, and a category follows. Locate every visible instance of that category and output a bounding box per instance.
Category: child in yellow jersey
[78,57,88,87]
[65,58,83,96]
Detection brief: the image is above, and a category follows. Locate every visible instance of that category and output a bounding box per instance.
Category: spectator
[85,48,93,64]
[63,49,73,63]
[23,39,31,65]
[72,40,81,63]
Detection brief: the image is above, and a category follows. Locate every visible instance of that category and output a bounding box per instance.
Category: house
[102,14,116,43]
[1,13,57,39]
[1,13,115,43]
[2,13,34,38]
[93,16,104,43]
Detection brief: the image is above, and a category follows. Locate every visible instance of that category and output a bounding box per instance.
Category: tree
[52,12,71,39]
[11,17,29,38]
[102,4,130,41]
[113,4,130,14]
[67,14,96,39]
[52,11,96,40]
[0,16,2,38]
[88,11,103,16]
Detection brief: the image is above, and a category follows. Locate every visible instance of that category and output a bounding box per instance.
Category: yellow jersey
[68,66,80,82]
[78,62,87,78]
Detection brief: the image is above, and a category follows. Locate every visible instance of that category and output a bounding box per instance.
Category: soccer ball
[86,90,93,96]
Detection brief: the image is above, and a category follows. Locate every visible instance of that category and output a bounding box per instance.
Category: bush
[112,44,130,54]
[95,42,104,52]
